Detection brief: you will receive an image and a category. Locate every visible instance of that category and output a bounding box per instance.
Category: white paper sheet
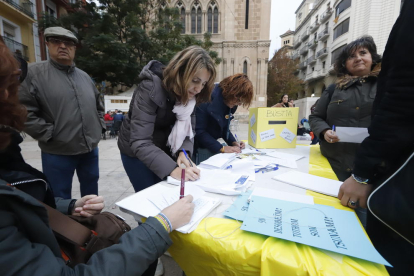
[254,155,298,169]
[260,129,276,142]
[199,153,236,169]
[280,127,296,143]
[250,187,314,205]
[266,151,305,161]
[272,171,342,197]
[335,127,369,143]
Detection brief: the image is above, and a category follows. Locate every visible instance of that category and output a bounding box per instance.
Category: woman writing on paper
[309,36,381,182]
[195,74,253,163]
[0,40,195,276]
[118,46,216,192]
[272,94,293,108]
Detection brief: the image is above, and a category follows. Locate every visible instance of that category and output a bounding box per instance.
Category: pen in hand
[180,169,185,199]
[182,148,194,167]
[234,134,242,149]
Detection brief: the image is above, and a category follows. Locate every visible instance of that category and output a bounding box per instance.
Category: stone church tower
[167,0,272,109]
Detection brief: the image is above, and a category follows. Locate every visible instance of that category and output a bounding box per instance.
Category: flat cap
[44,27,78,43]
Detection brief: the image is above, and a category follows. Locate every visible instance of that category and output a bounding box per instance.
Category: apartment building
[279,29,294,56]
[167,0,272,108]
[291,0,403,98]
[0,0,38,62]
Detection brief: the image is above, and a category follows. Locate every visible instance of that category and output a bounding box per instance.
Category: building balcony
[301,30,310,41]
[306,71,319,81]
[2,36,29,61]
[299,61,308,69]
[308,40,318,50]
[307,56,317,65]
[316,47,329,59]
[1,0,34,19]
[291,51,299,60]
[309,21,320,33]
[320,7,333,23]
[293,38,301,49]
[318,28,330,41]
[299,45,309,55]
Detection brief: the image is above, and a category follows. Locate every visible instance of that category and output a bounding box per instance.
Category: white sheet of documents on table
[116,185,221,234]
[273,171,342,197]
[199,153,236,169]
[167,166,252,195]
[335,127,369,143]
[266,151,305,161]
[254,155,298,169]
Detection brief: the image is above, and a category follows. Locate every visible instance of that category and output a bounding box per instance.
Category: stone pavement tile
[160,255,183,276]
[98,159,124,173]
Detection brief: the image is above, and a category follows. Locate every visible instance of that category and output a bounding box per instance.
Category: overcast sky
[268,0,303,59]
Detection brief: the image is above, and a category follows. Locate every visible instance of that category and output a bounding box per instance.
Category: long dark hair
[279,94,289,107]
[0,42,27,150]
[334,35,382,76]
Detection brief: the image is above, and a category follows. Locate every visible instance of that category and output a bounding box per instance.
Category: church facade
[166,0,272,108]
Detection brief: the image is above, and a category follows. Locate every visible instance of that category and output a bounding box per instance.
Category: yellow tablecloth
[168,146,389,276]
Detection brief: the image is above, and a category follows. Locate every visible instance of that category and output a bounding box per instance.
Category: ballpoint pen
[182,148,194,167]
[180,169,185,199]
[234,134,242,148]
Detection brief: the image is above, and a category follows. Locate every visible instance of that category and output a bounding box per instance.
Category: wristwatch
[352,174,369,185]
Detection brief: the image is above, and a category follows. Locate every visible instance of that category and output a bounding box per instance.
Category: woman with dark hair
[272,94,293,107]
[195,74,253,162]
[309,35,381,182]
[118,46,216,192]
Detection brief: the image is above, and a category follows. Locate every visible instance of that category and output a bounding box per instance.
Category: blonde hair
[163,46,216,105]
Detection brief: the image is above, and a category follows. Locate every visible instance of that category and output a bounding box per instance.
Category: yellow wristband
[154,215,170,233]
[220,146,225,153]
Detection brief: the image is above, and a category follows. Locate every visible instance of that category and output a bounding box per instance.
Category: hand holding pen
[323,124,340,144]
[172,149,200,181]
[234,134,246,150]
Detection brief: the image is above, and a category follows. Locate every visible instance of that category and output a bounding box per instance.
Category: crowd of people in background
[0,1,413,274]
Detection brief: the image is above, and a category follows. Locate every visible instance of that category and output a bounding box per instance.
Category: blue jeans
[121,153,161,192]
[41,148,99,199]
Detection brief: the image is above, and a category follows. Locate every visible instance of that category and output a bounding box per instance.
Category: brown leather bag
[43,203,131,267]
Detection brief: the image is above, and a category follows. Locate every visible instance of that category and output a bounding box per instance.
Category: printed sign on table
[241,196,391,267]
[260,129,276,142]
[280,127,296,143]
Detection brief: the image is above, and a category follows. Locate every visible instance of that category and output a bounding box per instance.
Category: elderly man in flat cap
[19,27,105,199]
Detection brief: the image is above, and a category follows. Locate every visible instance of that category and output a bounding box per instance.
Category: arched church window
[191,1,202,34]
[243,60,248,75]
[177,2,185,34]
[207,2,219,34]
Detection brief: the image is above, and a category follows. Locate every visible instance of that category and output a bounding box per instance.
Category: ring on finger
[348,200,357,208]
[330,138,332,143]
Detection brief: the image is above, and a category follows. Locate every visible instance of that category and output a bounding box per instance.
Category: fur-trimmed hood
[336,63,381,89]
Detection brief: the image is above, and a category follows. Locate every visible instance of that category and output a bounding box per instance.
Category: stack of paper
[167,167,252,195]
[266,151,305,161]
[117,184,221,234]
[199,153,236,169]
[272,171,342,197]
[253,155,298,169]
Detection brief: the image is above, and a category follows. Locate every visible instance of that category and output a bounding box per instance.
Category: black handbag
[367,151,414,246]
